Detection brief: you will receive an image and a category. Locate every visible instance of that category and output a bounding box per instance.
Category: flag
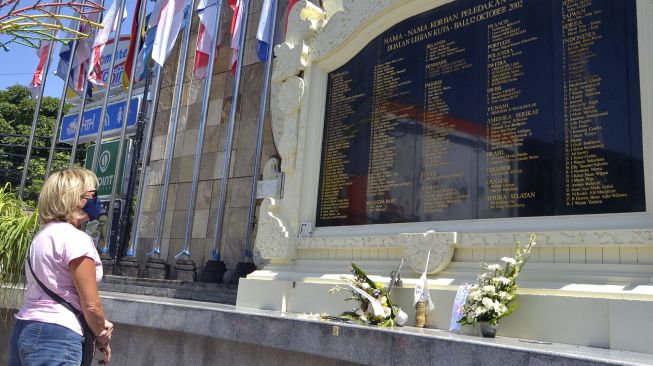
[152,0,189,67]
[284,0,299,33]
[413,250,435,311]
[88,0,128,86]
[55,27,94,97]
[29,41,49,98]
[229,0,242,74]
[134,22,157,82]
[122,0,145,89]
[193,0,220,79]
[255,0,272,62]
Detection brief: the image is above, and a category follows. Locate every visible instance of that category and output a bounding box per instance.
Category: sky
[0,0,138,97]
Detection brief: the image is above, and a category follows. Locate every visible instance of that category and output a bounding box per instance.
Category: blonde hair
[38,168,99,225]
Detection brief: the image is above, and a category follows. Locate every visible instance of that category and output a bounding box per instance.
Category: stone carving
[296,231,455,274]
[401,231,456,274]
[457,230,653,247]
[255,198,294,260]
[270,1,327,173]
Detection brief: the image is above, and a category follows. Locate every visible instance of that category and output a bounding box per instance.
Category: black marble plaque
[316,0,644,227]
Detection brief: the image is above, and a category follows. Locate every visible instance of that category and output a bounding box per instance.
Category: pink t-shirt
[16,222,103,335]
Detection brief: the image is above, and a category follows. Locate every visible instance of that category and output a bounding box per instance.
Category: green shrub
[0,183,39,296]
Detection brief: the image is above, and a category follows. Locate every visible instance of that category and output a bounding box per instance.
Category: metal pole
[68,74,92,167]
[19,26,59,198]
[178,0,224,258]
[69,0,106,167]
[90,0,129,173]
[128,65,163,256]
[102,0,149,258]
[46,37,81,177]
[209,0,251,260]
[243,0,278,259]
[152,0,200,256]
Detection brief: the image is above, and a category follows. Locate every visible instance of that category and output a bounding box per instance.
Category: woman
[9,168,114,365]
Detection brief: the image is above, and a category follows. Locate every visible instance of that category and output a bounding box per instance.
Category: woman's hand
[96,320,113,346]
[97,343,112,365]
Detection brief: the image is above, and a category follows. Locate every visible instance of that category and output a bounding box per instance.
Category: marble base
[116,256,140,278]
[143,257,169,280]
[199,260,227,283]
[175,258,196,282]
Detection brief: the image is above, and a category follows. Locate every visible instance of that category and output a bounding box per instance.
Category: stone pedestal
[199,260,227,283]
[232,262,256,284]
[116,256,140,277]
[174,258,196,282]
[100,253,114,276]
[143,257,169,280]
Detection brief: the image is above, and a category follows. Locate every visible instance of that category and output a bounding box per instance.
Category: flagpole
[152,0,200,260]
[209,0,251,265]
[68,72,92,167]
[105,0,149,264]
[90,0,131,259]
[128,64,163,257]
[180,0,223,268]
[46,2,91,177]
[241,0,278,270]
[46,37,79,178]
[68,0,107,168]
[19,14,61,198]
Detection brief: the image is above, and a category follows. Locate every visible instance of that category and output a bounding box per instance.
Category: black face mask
[82,197,102,221]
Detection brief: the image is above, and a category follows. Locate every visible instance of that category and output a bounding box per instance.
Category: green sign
[84,139,131,196]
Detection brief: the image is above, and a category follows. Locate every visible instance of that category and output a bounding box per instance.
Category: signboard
[84,139,132,196]
[60,95,141,144]
[65,35,132,99]
[85,198,124,257]
[316,0,643,226]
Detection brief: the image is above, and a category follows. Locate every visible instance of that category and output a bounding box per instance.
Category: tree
[0,84,83,204]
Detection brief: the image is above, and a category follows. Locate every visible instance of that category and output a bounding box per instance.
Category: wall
[135,0,283,277]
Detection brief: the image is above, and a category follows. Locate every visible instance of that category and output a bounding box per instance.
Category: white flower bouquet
[458,234,536,327]
[324,263,407,327]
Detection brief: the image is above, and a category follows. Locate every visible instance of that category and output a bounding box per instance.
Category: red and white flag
[152,0,188,67]
[284,0,299,33]
[229,0,243,74]
[87,0,128,86]
[193,0,220,79]
[29,42,50,98]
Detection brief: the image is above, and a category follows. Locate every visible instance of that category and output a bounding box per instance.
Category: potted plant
[457,234,536,337]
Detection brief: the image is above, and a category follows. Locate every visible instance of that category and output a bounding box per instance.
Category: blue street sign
[59,95,142,144]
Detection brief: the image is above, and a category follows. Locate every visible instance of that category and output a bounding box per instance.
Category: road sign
[59,95,141,144]
[84,139,133,196]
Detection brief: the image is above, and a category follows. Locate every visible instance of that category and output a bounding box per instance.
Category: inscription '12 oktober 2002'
[316,0,644,227]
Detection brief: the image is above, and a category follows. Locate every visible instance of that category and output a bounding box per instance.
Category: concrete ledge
[100,292,653,366]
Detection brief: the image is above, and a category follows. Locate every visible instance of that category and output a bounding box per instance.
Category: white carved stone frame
[255,0,653,274]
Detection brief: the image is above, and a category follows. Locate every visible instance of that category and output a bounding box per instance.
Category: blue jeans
[9,319,83,366]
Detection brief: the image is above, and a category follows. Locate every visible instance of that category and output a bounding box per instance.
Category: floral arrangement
[458,234,536,326]
[324,263,407,327]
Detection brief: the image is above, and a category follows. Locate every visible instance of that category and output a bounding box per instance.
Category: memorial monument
[237,0,653,354]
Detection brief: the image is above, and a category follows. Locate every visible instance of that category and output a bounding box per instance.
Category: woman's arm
[69,256,111,336]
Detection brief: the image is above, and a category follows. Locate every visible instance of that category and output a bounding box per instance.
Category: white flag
[87,0,128,86]
[413,250,435,311]
[193,0,220,79]
[255,0,272,62]
[152,0,189,67]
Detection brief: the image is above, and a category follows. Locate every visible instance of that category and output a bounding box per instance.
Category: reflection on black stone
[315,0,644,227]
